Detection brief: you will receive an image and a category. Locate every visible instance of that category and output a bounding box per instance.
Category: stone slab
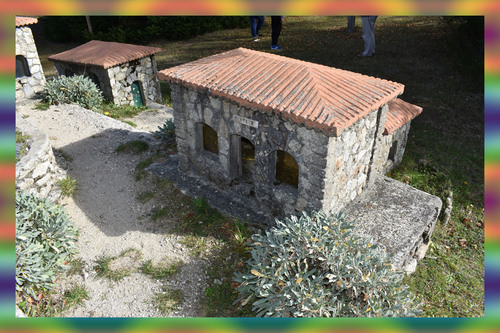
[148,157,442,273]
[343,176,442,273]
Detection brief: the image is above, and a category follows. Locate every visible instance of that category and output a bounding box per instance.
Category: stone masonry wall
[53,55,161,106]
[15,26,46,99]
[171,83,330,217]
[16,118,66,202]
[381,122,411,174]
[107,55,162,106]
[322,107,382,214]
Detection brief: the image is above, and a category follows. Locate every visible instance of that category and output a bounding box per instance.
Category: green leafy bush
[234,211,421,317]
[43,75,103,111]
[16,192,77,300]
[154,119,175,144]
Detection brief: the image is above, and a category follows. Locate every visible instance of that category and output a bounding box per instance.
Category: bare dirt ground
[16,99,212,317]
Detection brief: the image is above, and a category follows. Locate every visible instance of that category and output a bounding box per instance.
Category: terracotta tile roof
[16,17,38,27]
[384,98,423,135]
[158,47,405,136]
[48,40,162,69]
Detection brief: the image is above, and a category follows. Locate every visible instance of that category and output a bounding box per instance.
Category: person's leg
[361,16,370,55]
[256,16,264,36]
[367,16,377,55]
[271,16,282,46]
[250,16,257,38]
[347,16,355,33]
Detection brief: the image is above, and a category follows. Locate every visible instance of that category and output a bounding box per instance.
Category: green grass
[34,101,50,110]
[57,176,78,197]
[67,257,86,276]
[15,131,31,162]
[34,16,483,317]
[152,287,184,314]
[140,259,183,280]
[63,284,89,308]
[94,248,142,281]
[98,101,148,120]
[137,191,155,203]
[115,140,149,154]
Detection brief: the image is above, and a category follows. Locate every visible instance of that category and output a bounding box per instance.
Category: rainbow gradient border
[1,1,497,332]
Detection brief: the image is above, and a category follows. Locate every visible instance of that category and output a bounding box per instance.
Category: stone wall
[16,118,66,202]
[170,83,412,217]
[107,56,162,106]
[15,26,46,99]
[322,105,388,214]
[381,122,411,174]
[52,55,161,106]
[171,83,330,217]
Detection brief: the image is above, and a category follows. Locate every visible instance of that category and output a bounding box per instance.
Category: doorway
[131,81,144,106]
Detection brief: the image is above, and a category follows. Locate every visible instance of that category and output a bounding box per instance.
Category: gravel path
[16,99,212,317]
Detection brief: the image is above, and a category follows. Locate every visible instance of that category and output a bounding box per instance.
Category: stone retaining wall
[16,118,66,202]
[15,26,46,99]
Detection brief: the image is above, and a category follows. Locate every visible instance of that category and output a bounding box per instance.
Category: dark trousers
[271,16,282,46]
[250,16,264,37]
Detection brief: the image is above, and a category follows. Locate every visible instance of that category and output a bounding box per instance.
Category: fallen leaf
[251,269,264,277]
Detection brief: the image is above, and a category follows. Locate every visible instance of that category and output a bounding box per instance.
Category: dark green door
[131,81,144,106]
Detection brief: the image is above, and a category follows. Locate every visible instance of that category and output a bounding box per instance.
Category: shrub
[57,176,78,197]
[154,119,175,144]
[16,192,77,300]
[43,75,103,111]
[233,210,421,317]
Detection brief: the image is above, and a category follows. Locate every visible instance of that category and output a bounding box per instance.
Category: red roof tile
[384,98,423,135]
[16,17,38,27]
[48,40,162,69]
[158,48,405,136]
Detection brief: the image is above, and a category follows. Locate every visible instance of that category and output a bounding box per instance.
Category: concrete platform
[343,176,442,273]
[148,158,442,273]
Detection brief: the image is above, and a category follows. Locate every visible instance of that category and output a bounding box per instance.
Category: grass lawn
[33,16,484,317]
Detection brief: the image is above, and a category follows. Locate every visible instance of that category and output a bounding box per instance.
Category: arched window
[275,150,298,188]
[202,124,218,154]
[388,140,398,162]
[16,55,30,78]
[241,137,255,182]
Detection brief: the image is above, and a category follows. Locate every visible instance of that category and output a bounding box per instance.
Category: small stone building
[16,16,46,99]
[158,48,422,217]
[48,40,162,106]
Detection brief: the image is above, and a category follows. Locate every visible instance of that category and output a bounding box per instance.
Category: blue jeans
[250,16,264,38]
[361,16,377,56]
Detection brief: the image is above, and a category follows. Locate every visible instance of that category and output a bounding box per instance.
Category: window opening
[388,140,398,162]
[16,55,30,78]
[275,150,298,188]
[241,137,255,183]
[202,124,219,154]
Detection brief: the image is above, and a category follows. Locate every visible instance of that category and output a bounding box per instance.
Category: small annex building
[16,16,46,99]
[48,40,162,106]
[158,47,423,217]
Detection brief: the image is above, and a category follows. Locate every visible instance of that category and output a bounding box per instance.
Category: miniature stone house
[48,40,162,106]
[16,16,46,99]
[158,48,422,217]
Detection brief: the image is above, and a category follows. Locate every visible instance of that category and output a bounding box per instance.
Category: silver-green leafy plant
[154,119,175,144]
[16,191,78,300]
[43,75,103,111]
[233,210,421,317]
